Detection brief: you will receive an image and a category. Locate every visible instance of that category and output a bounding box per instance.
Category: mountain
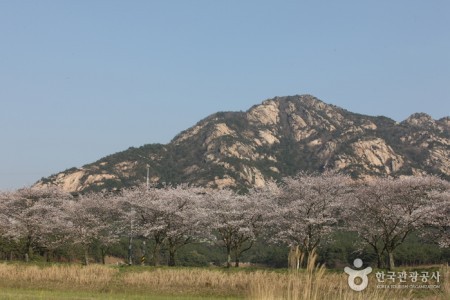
[35,95,450,192]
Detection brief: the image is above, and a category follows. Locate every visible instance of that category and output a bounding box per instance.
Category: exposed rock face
[404,113,435,127]
[40,169,120,192]
[247,100,280,125]
[258,130,279,145]
[52,170,86,192]
[334,138,404,174]
[34,95,450,192]
[204,123,236,145]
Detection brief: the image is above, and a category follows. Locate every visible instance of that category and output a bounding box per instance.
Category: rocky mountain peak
[403,113,435,127]
[34,95,450,193]
[438,116,450,128]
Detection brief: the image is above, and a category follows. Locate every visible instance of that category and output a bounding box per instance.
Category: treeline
[0,172,448,270]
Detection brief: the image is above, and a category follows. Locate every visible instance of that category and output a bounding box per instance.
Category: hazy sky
[0,1,449,190]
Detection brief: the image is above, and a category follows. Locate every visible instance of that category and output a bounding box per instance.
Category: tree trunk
[226,246,232,268]
[25,242,32,262]
[101,248,106,265]
[288,246,302,271]
[387,251,395,270]
[152,243,161,266]
[376,253,383,269]
[234,247,240,267]
[84,248,89,265]
[168,249,176,267]
[369,243,385,269]
[234,257,240,267]
[128,236,133,265]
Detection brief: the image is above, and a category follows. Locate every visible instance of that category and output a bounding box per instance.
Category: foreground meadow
[0,261,447,300]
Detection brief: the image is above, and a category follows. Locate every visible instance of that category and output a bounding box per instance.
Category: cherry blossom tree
[0,191,9,235]
[0,192,15,259]
[421,190,450,249]
[28,196,71,262]
[120,186,168,266]
[348,176,448,270]
[343,185,387,268]
[119,185,206,266]
[0,187,71,262]
[61,192,121,265]
[203,188,270,268]
[90,192,124,264]
[161,185,208,266]
[271,172,350,265]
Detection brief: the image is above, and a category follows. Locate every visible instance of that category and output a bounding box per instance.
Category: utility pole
[146,164,150,189]
[141,240,146,265]
[128,235,133,265]
[128,209,135,265]
[137,154,151,189]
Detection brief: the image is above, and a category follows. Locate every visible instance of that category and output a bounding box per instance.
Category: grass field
[0,259,447,299]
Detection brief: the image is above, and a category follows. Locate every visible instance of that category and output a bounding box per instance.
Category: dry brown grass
[247,252,448,300]
[122,268,250,297]
[248,251,404,300]
[0,263,117,291]
[0,260,447,299]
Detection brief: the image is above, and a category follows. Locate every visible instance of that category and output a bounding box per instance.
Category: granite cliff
[35,95,450,192]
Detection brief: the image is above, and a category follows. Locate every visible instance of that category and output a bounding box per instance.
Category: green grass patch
[0,287,238,300]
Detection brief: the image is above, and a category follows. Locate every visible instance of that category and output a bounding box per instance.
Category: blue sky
[0,0,449,189]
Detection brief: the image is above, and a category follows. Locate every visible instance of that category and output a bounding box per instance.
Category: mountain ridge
[35,94,450,192]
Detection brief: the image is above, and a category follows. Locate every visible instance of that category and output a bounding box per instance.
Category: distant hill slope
[35,95,450,192]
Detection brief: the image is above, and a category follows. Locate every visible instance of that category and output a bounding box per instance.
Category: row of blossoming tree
[0,172,448,270]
